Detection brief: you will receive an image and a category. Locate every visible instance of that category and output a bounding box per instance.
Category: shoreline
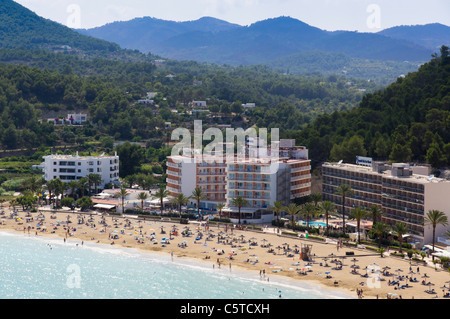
[2,209,449,299]
[0,229,353,299]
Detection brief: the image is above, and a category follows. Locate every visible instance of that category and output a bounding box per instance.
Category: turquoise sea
[0,231,352,299]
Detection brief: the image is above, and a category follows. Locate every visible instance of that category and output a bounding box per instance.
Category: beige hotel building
[166,139,311,223]
[322,159,450,247]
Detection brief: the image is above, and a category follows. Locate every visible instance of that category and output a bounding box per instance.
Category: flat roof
[323,162,449,184]
[44,154,118,160]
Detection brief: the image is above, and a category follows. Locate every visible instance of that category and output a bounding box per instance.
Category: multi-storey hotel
[166,154,227,209]
[225,157,311,223]
[322,159,450,247]
[166,139,311,223]
[42,152,120,189]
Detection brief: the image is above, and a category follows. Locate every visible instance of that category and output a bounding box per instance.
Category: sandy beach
[2,207,449,299]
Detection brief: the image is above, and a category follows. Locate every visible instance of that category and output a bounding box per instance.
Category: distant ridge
[378,23,450,51]
[78,15,435,64]
[0,0,153,61]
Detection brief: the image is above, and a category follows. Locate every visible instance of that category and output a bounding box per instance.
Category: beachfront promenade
[1,205,449,299]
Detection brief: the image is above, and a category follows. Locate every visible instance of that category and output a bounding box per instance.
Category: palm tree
[370,222,390,248]
[391,222,409,254]
[173,193,189,217]
[283,203,301,228]
[115,187,129,214]
[45,179,57,206]
[88,173,102,195]
[68,180,79,200]
[300,202,317,230]
[350,207,369,244]
[77,177,88,198]
[269,201,284,224]
[137,192,149,214]
[425,210,449,259]
[154,186,169,215]
[230,195,248,224]
[52,178,64,208]
[191,187,207,218]
[310,193,322,207]
[369,205,383,224]
[320,200,334,231]
[216,202,225,220]
[336,184,353,234]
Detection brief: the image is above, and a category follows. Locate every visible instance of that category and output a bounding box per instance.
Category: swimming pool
[300,221,327,227]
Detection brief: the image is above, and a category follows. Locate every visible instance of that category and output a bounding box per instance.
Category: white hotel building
[42,152,120,189]
[166,139,311,223]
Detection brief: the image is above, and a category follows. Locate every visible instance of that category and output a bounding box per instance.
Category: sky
[14,0,450,32]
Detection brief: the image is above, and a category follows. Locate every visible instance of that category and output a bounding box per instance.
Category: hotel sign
[356,156,372,166]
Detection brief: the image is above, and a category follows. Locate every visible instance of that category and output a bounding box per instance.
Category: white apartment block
[42,152,120,189]
[322,160,450,247]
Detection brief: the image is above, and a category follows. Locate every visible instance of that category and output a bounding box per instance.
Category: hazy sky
[15,0,450,32]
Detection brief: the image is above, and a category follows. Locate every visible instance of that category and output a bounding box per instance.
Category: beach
[2,208,449,299]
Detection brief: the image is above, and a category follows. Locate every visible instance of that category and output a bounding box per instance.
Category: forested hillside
[293,46,450,169]
[0,47,379,152]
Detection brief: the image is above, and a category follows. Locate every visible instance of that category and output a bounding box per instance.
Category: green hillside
[293,46,450,169]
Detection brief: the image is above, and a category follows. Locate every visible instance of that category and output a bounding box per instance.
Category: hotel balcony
[291,165,311,173]
[166,178,180,185]
[291,174,311,182]
[167,162,182,169]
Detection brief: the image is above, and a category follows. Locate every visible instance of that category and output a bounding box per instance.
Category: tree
[310,193,322,207]
[369,205,383,224]
[173,193,189,218]
[216,202,225,220]
[389,143,412,162]
[440,45,449,59]
[61,197,75,210]
[88,173,102,195]
[116,142,145,177]
[269,201,284,224]
[76,196,93,211]
[300,202,317,230]
[230,196,248,225]
[137,192,149,214]
[68,180,79,199]
[2,124,18,149]
[425,210,449,259]
[370,222,390,248]
[320,200,334,231]
[77,177,88,198]
[45,179,57,206]
[336,184,353,234]
[391,222,409,254]
[115,187,129,214]
[191,187,207,218]
[350,207,369,244]
[154,186,169,215]
[283,203,301,228]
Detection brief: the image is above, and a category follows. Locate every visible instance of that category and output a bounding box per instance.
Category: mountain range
[78,16,450,66]
[1,0,449,83]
